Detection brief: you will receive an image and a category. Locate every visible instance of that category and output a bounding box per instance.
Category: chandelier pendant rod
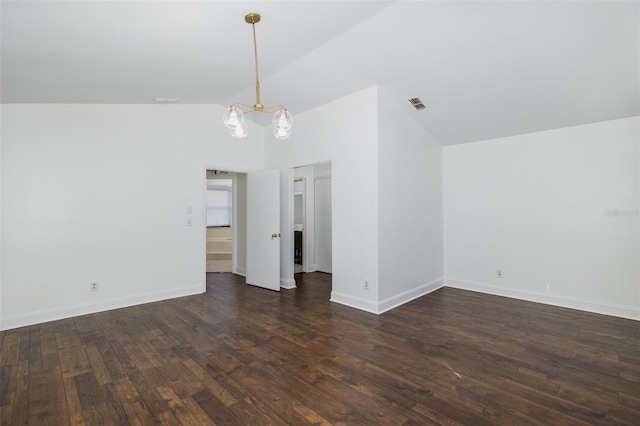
[249,16,262,111]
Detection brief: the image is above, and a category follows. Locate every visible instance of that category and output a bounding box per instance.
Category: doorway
[205,169,247,276]
[292,162,332,278]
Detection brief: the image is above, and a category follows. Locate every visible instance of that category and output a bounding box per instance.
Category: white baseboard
[0,284,204,331]
[280,278,296,290]
[331,278,444,315]
[330,292,379,314]
[306,264,316,273]
[445,278,640,321]
[378,278,444,314]
[234,267,246,277]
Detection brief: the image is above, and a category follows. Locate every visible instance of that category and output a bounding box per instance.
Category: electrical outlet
[496,270,503,278]
[90,282,98,292]
[364,280,369,290]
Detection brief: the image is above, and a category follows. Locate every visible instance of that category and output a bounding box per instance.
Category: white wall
[263,87,380,312]
[377,86,444,312]
[4,99,634,329]
[444,117,640,320]
[1,104,263,330]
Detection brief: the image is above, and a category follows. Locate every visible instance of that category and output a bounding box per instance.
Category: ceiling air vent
[408,97,426,111]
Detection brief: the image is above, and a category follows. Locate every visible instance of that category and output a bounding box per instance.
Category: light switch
[186,217,193,226]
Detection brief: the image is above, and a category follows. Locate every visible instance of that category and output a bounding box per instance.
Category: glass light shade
[272,108,293,130]
[223,106,245,129]
[230,120,248,139]
[273,125,291,140]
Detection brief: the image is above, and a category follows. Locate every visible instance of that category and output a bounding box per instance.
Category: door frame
[290,161,332,287]
[202,164,250,293]
[294,187,306,272]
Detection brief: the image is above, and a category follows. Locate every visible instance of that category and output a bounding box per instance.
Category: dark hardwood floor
[1,272,638,425]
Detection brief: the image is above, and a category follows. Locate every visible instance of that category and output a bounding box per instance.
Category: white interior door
[314,177,332,273]
[246,169,281,291]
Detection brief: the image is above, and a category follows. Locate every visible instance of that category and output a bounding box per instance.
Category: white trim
[235,267,246,277]
[0,284,203,331]
[330,278,444,315]
[230,174,238,274]
[201,170,208,294]
[294,189,306,273]
[378,278,444,314]
[306,264,317,273]
[445,278,640,321]
[330,292,379,314]
[280,278,296,289]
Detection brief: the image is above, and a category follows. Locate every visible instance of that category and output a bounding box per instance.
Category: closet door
[314,177,332,274]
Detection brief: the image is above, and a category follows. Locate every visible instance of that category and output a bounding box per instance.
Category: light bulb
[223,106,245,129]
[272,108,293,130]
[230,120,248,139]
[273,126,291,140]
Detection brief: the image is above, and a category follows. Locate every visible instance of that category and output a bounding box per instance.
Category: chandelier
[223,13,293,140]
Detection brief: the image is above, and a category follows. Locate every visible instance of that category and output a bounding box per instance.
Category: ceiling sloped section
[2,1,638,145]
[0,1,391,104]
[239,1,640,145]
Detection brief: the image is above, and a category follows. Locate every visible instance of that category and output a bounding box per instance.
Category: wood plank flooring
[1,272,638,425]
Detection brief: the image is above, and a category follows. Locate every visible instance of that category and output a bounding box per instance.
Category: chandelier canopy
[223,13,293,140]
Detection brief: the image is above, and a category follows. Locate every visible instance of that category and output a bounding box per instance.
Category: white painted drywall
[263,87,380,312]
[444,116,640,319]
[377,86,444,311]
[4,96,633,329]
[0,104,263,329]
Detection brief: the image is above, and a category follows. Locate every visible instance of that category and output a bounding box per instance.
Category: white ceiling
[2,1,638,145]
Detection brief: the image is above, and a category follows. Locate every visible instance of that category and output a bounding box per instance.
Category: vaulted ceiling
[2,1,638,145]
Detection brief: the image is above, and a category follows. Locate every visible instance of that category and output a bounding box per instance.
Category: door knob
[271,233,281,239]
